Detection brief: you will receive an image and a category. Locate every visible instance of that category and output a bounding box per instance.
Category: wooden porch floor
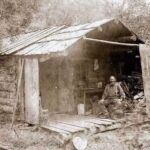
[41,114,121,136]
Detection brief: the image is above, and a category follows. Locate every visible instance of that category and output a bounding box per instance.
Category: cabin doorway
[81,42,144,112]
[39,57,75,114]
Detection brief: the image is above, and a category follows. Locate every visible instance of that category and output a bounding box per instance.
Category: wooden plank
[86,119,112,125]
[58,121,100,129]
[3,26,65,55]
[83,37,139,47]
[42,125,70,134]
[57,122,85,130]
[0,143,12,150]
[11,58,24,128]
[57,122,84,131]
[19,59,25,121]
[25,58,39,124]
[48,125,76,133]
[96,118,116,123]
[48,123,83,133]
[139,44,150,117]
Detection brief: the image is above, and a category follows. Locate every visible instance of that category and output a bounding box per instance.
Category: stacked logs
[0,57,17,114]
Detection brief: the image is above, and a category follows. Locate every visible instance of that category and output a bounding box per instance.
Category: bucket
[77,104,85,115]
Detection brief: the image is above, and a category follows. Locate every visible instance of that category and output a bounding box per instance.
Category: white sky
[111,0,150,3]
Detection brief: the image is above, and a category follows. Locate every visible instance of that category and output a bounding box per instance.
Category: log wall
[0,57,17,114]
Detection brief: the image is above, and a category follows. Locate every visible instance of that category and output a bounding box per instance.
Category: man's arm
[118,84,125,99]
[98,85,108,104]
[102,85,108,100]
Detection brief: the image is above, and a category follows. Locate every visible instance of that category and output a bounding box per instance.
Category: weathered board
[86,119,112,125]
[42,125,70,134]
[17,58,25,121]
[47,122,84,133]
[139,44,150,116]
[58,121,100,128]
[25,58,39,124]
[42,114,117,135]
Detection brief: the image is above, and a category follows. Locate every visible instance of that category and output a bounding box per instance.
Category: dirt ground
[0,114,150,150]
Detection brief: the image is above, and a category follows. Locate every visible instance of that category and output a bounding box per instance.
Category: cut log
[0,98,13,106]
[0,91,16,99]
[0,75,16,82]
[0,82,16,92]
[0,66,16,74]
[0,57,16,67]
[0,105,13,114]
[72,134,88,150]
[0,142,13,150]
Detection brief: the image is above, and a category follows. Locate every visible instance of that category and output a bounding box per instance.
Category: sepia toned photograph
[0,0,150,149]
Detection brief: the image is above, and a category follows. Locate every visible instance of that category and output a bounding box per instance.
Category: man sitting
[98,76,125,119]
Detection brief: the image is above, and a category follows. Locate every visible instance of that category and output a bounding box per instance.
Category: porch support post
[24,58,40,124]
[139,44,150,117]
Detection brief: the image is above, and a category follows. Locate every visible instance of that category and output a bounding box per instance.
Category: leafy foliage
[0,0,150,41]
[0,0,39,37]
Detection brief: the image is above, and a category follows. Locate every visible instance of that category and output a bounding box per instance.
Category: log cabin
[0,18,149,125]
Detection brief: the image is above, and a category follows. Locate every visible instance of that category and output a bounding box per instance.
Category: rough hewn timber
[0,57,17,114]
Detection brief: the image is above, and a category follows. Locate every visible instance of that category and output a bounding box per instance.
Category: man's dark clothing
[102,82,125,100]
[99,82,125,118]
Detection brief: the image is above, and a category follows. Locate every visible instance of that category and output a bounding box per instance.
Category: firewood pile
[120,72,144,101]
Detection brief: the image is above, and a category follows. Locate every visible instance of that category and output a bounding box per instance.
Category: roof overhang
[0,18,144,57]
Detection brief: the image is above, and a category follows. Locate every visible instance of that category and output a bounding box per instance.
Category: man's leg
[97,100,109,117]
[102,100,111,118]
[108,100,124,119]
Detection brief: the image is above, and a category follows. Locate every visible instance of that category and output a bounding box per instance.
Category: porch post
[24,58,40,124]
[139,44,150,117]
